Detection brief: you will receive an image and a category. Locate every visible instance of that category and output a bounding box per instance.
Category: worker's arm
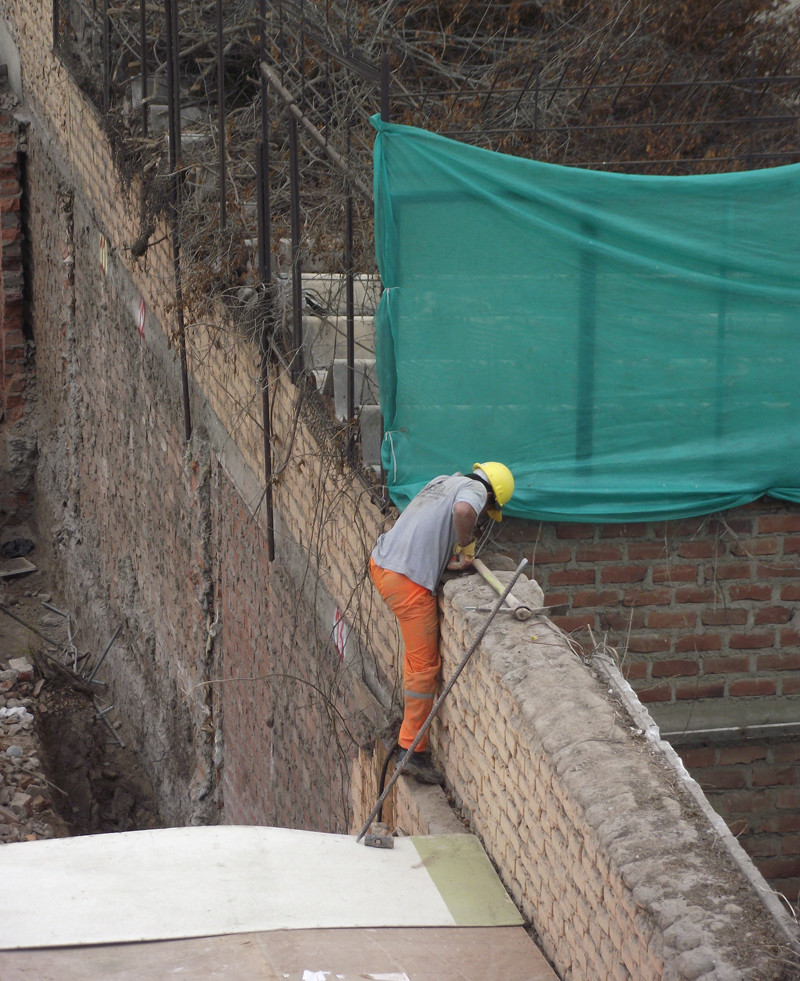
[447,501,479,570]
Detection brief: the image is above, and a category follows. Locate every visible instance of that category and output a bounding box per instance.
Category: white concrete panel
[0,827,521,950]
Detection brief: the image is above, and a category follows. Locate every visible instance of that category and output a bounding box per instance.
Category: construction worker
[369,462,515,784]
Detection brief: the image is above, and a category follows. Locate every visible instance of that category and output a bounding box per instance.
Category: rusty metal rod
[357,558,529,843]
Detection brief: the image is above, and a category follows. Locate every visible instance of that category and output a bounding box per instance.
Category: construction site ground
[0,524,161,846]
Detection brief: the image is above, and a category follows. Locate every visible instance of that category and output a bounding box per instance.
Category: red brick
[722,791,772,813]
[550,613,596,633]
[757,562,800,578]
[623,588,672,607]
[705,562,750,580]
[622,661,647,681]
[784,535,800,554]
[729,583,772,602]
[756,651,800,671]
[652,564,697,583]
[637,684,673,704]
[728,678,777,697]
[697,767,747,790]
[600,565,647,584]
[753,606,793,625]
[543,591,569,607]
[701,608,748,626]
[676,680,725,699]
[674,633,723,653]
[718,745,767,765]
[648,610,696,629]
[780,678,800,695]
[677,542,716,559]
[779,629,800,647]
[555,524,593,541]
[679,747,716,768]
[549,569,595,587]
[597,523,642,539]
[675,586,717,604]
[702,655,751,674]
[627,634,671,654]
[600,610,645,631]
[752,765,796,788]
[572,589,621,606]
[651,658,698,677]
[755,857,800,880]
[758,514,800,533]
[627,542,667,560]
[758,813,800,834]
[774,745,800,764]
[729,631,775,650]
[729,537,779,557]
[574,544,623,562]
[775,788,800,809]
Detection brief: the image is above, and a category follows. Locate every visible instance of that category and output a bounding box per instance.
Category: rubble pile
[0,655,69,843]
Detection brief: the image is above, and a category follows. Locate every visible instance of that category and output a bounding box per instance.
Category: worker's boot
[394,747,444,785]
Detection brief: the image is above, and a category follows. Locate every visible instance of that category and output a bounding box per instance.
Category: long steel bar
[258,0,275,561]
[288,112,303,382]
[87,624,123,683]
[165,0,192,441]
[102,0,110,113]
[356,558,529,843]
[261,63,372,203]
[216,0,226,231]
[140,0,148,136]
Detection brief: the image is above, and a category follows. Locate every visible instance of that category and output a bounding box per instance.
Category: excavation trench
[35,679,162,837]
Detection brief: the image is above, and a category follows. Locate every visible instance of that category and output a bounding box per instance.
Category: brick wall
[493,508,800,723]
[677,735,800,902]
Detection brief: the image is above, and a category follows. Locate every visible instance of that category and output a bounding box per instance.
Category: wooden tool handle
[473,559,532,621]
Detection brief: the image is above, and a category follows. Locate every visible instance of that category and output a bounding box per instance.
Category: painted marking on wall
[138,298,146,340]
[333,607,348,662]
[99,235,108,276]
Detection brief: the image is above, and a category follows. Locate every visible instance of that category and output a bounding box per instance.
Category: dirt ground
[0,533,161,843]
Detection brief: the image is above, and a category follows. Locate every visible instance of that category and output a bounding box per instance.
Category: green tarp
[371,115,800,522]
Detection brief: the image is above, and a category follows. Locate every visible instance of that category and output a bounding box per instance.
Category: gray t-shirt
[371,473,488,592]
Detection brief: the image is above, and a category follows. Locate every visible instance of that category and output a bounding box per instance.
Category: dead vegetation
[54,0,800,332]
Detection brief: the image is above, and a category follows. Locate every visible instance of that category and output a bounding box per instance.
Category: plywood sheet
[0,926,558,981]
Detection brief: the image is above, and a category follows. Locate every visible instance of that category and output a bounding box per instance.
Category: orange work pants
[369,557,440,752]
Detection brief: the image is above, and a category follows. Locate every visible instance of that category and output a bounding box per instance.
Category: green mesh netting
[371,115,800,522]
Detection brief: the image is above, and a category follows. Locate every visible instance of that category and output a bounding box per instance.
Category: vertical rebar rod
[165,0,192,441]
[381,52,390,122]
[216,0,227,231]
[102,0,110,113]
[345,122,355,441]
[356,558,529,843]
[257,0,274,561]
[140,0,148,137]
[289,113,304,381]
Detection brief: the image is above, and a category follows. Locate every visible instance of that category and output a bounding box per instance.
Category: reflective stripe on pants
[369,557,440,752]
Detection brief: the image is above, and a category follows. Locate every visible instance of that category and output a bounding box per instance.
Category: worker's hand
[447,539,476,571]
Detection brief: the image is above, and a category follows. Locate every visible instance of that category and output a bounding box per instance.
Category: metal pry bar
[356,557,529,844]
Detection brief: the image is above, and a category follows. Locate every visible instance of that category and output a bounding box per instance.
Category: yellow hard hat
[473,462,514,521]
